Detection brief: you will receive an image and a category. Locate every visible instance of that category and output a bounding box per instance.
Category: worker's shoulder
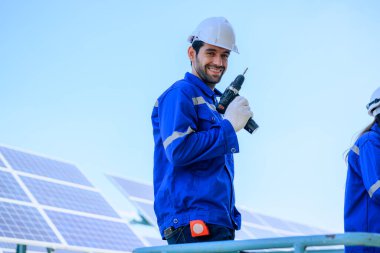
[159,78,199,100]
[171,78,199,93]
[357,130,380,148]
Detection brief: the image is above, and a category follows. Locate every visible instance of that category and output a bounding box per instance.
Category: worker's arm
[360,139,380,203]
[158,87,238,167]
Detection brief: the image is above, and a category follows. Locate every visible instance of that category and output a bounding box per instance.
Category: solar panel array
[107,175,155,225]
[107,175,331,243]
[106,175,164,245]
[0,145,145,253]
[0,157,6,168]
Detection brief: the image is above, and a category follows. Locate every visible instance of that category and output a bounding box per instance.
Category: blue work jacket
[345,122,380,253]
[151,72,242,238]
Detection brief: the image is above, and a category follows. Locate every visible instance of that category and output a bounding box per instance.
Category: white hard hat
[367,87,380,116]
[187,17,239,54]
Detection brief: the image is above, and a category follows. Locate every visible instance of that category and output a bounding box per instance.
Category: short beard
[194,57,224,86]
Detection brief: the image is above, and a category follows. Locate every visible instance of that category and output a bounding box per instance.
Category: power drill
[217,68,259,134]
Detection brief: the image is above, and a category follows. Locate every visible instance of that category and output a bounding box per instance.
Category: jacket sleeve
[359,139,380,203]
[158,87,239,167]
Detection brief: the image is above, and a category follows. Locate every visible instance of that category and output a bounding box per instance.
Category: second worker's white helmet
[187,17,239,54]
[367,87,380,116]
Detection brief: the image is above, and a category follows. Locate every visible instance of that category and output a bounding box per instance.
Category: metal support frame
[133,233,380,253]
[16,244,27,253]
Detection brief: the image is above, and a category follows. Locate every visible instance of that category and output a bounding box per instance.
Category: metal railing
[133,233,380,253]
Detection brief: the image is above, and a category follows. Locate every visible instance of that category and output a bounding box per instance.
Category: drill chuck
[217,69,259,134]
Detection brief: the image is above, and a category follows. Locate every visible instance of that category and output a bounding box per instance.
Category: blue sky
[1,0,380,232]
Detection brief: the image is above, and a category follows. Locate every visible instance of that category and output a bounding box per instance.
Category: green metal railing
[133,233,380,253]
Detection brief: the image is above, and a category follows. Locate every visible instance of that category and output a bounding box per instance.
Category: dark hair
[190,41,204,66]
[345,114,380,161]
[192,40,204,55]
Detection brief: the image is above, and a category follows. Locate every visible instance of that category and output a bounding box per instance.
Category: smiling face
[188,42,230,89]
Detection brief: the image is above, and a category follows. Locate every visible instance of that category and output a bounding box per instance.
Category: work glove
[224,96,253,132]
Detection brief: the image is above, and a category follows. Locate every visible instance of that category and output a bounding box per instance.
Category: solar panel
[107,175,154,201]
[0,243,78,253]
[0,145,145,252]
[235,228,253,240]
[20,176,119,217]
[45,210,143,252]
[0,146,92,187]
[0,158,6,168]
[286,220,321,235]
[252,212,298,233]
[142,237,166,246]
[107,175,156,224]
[244,225,281,239]
[239,208,267,226]
[0,171,31,202]
[133,201,156,225]
[0,202,60,242]
[0,242,15,248]
[107,175,331,244]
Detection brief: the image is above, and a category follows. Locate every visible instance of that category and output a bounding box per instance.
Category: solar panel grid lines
[0,236,62,251]
[236,206,330,239]
[14,171,96,191]
[285,220,322,235]
[0,202,60,243]
[45,210,143,252]
[0,152,12,170]
[142,237,166,247]
[106,175,154,202]
[238,206,305,236]
[238,207,268,226]
[20,176,119,218]
[0,161,69,245]
[131,200,156,226]
[235,227,255,240]
[0,171,31,202]
[0,158,5,168]
[244,225,282,239]
[245,218,304,237]
[0,144,146,253]
[0,242,16,249]
[256,213,326,236]
[0,146,92,187]
[107,174,324,242]
[106,175,157,225]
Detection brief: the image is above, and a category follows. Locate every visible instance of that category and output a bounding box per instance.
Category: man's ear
[188,46,195,62]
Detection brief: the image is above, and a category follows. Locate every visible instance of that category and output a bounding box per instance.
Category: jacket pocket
[197,106,218,131]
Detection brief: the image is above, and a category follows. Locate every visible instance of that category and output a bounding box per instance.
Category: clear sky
[1,0,380,233]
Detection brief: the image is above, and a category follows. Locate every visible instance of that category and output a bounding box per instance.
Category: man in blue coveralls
[151,17,253,244]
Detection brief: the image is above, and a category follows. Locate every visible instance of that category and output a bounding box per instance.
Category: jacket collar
[372,122,380,135]
[185,72,223,98]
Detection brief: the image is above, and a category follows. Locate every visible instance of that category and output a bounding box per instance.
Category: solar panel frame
[107,174,335,246]
[286,220,322,235]
[141,237,166,246]
[132,201,156,225]
[0,202,60,243]
[20,176,119,218]
[244,224,282,239]
[0,171,31,202]
[0,158,5,168]
[45,210,144,252]
[234,227,253,240]
[238,207,268,226]
[106,175,156,224]
[107,175,154,201]
[0,145,147,253]
[0,146,92,187]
